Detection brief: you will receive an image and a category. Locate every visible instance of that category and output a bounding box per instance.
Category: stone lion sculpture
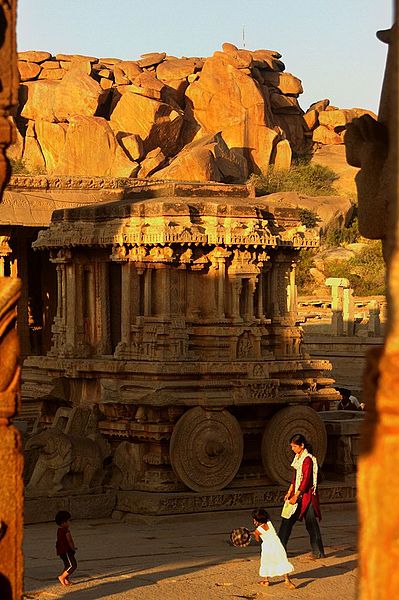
[25,428,111,496]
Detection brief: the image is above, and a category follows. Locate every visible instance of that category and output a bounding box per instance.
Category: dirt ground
[23,504,357,600]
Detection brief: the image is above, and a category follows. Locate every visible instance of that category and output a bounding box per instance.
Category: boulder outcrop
[10,44,374,182]
[303,99,377,148]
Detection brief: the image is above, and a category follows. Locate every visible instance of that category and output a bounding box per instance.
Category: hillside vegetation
[250,162,338,196]
[296,213,386,297]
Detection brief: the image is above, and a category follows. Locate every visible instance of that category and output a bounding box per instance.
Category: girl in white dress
[252,508,296,589]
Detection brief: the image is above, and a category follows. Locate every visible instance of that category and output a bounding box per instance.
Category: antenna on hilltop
[242,25,246,48]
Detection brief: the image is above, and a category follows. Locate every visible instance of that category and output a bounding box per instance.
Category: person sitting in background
[338,389,363,411]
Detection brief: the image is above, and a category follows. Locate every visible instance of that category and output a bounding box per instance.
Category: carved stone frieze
[115,483,356,516]
[49,248,73,264]
[7,175,164,191]
[110,244,128,262]
[25,426,111,497]
[232,380,279,404]
[236,331,257,358]
[32,183,320,250]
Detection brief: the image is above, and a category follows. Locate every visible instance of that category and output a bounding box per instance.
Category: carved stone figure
[109,441,146,490]
[345,27,393,260]
[0,2,22,596]
[345,22,399,600]
[25,428,111,496]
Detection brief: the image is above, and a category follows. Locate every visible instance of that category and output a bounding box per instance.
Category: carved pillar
[256,272,263,319]
[131,266,141,319]
[120,261,132,346]
[144,267,152,316]
[287,263,297,317]
[243,277,256,321]
[216,261,225,318]
[344,15,398,599]
[230,278,242,321]
[279,258,291,318]
[48,250,71,355]
[326,277,349,335]
[367,300,381,337]
[270,257,290,319]
[65,262,77,349]
[212,249,230,319]
[96,261,110,354]
[186,268,201,319]
[343,287,355,336]
[269,260,280,318]
[0,2,22,597]
[56,265,62,318]
[160,265,171,317]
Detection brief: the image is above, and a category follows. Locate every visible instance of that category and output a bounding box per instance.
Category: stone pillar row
[49,248,298,356]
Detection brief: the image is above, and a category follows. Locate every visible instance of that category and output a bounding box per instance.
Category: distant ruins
[299,280,385,396]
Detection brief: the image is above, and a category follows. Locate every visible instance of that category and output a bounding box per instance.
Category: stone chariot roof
[32,180,319,250]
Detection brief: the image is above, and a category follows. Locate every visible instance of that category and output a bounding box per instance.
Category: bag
[281,500,298,519]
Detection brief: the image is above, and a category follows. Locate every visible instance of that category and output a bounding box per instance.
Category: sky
[17,0,392,113]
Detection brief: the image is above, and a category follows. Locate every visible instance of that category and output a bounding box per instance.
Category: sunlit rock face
[10,43,374,181]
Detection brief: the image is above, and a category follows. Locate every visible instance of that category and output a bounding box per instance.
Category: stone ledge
[7,175,172,191]
[115,483,356,517]
[24,491,116,524]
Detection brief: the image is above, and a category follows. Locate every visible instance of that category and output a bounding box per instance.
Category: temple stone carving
[0,1,23,598]
[169,407,243,492]
[345,19,398,600]
[25,420,111,497]
[22,180,340,515]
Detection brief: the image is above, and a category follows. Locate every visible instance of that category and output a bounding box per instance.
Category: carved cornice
[6,175,163,191]
[32,183,318,251]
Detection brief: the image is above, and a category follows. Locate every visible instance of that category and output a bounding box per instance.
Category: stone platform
[114,482,356,518]
[24,492,116,525]
[24,482,356,524]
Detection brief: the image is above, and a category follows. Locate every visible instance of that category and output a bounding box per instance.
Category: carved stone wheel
[170,407,243,492]
[261,405,327,485]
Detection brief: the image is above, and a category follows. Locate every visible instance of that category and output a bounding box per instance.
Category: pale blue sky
[17,0,392,112]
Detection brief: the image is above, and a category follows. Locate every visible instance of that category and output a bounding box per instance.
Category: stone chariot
[24,180,338,515]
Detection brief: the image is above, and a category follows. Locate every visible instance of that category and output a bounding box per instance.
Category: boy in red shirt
[55,511,77,586]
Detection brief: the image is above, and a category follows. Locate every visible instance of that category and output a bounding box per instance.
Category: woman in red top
[278,434,325,559]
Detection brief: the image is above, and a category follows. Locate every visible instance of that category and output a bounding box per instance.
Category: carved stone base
[24,492,116,524]
[114,482,356,517]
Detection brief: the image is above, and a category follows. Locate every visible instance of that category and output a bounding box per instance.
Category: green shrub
[9,158,29,175]
[296,249,317,294]
[323,240,385,296]
[250,163,338,196]
[323,213,360,247]
[299,208,320,229]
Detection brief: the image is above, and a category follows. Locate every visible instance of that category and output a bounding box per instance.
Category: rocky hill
[8,43,375,183]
